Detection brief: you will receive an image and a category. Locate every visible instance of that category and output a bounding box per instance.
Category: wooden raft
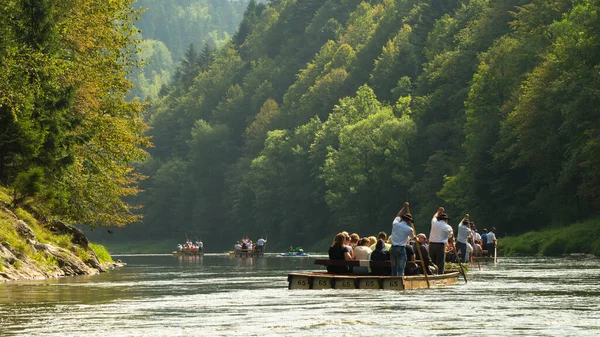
[287,259,459,290]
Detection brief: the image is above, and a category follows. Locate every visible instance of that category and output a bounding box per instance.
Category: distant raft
[228,249,264,257]
[172,247,204,256]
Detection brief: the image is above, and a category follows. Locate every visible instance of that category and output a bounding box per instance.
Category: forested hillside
[129,0,265,100]
[124,0,599,250]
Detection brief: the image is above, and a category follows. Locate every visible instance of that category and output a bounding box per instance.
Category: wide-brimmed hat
[438,213,449,220]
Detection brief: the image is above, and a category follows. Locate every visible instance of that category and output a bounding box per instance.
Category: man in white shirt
[487,228,497,257]
[429,207,454,274]
[256,237,266,253]
[456,215,471,263]
[390,202,416,276]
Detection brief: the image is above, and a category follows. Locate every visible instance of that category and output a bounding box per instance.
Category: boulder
[15,220,35,240]
[46,220,89,248]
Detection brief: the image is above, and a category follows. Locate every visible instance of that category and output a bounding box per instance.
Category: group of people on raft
[176,240,204,254]
[327,202,498,276]
[233,236,267,253]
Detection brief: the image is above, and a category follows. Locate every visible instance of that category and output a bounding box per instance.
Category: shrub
[89,243,113,263]
[75,246,90,262]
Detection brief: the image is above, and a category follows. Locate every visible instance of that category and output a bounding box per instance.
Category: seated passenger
[412,233,438,275]
[354,238,372,260]
[370,239,391,276]
[327,233,352,274]
[370,232,388,250]
[342,232,355,259]
[352,237,373,274]
[404,242,419,276]
[349,233,360,249]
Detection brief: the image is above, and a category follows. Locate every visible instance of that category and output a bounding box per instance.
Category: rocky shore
[0,206,122,282]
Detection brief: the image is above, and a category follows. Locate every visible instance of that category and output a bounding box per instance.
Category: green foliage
[31,251,59,271]
[0,187,11,204]
[501,218,600,256]
[0,215,24,254]
[14,208,38,228]
[89,243,113,263]
[74,246,90,263]
[1,0,150,228]
[130,39,174,100]
[115,0,600,252]
[11,167,44,207]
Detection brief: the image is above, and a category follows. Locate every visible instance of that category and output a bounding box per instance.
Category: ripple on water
[0,255,599,336]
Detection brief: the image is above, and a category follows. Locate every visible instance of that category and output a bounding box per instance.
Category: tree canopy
[105,0,600,249]
[0,0,149,227]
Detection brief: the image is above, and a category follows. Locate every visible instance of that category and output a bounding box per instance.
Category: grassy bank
[0,187,112,270]
[499,217,600,256]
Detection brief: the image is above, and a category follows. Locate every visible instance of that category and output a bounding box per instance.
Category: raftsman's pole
[264,234,268,254]
[405,203,430,288]
[451,237,468,283]
[494,242,498,264]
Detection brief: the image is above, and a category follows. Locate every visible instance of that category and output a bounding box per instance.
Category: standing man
[390,202,416,276]
[487,228,497,257]
[256,236,267,253]
[455,215,471,263]
[429,207,454,274]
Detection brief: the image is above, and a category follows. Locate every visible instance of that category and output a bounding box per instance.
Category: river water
[0,254,598,336]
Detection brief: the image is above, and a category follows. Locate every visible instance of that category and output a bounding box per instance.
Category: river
[0,254,598,336]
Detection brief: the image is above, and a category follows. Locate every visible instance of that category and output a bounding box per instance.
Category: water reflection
[0,255,598,336]
[176,255,204,266]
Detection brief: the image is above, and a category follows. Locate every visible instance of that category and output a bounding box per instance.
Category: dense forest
[120,0,599,250]
[2,0,599,252]
[128,0,262,100]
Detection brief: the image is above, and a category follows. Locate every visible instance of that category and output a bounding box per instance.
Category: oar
[451,236,468,283]
[405,203,430,288]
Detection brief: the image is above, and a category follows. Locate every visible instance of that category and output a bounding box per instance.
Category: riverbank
[499,217,600,256]
[0,188,120,282]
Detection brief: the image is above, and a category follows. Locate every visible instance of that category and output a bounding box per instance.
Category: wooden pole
[406,203,430,288]
[264,234,268,254]
[451,236,468,283]
[494,241,498,264]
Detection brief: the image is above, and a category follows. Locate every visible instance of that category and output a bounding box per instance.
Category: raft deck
[229,249,264,257]
[288,258,460,290]
[288,271,459,290]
